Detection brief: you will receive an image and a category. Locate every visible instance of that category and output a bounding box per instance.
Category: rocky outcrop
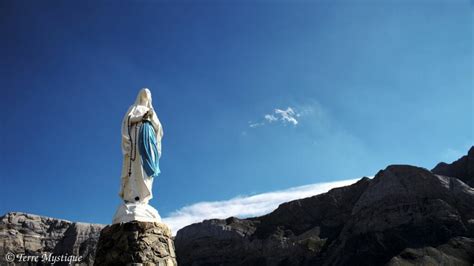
[94,221,177,265]
[0,212,104,265]
[0,213,177,265]
[2,147,473,265]
[175,177,372,265]
[432,146,474,187]
[175,163,474,265]
[387,237,474,266]
[321,165,474,266]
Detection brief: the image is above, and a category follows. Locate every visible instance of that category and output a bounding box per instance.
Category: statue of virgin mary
[113,88,164,224]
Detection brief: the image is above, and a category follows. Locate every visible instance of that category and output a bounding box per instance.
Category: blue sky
[1,0,472,228]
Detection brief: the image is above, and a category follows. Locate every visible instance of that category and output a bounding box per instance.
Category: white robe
[119,104,163,204]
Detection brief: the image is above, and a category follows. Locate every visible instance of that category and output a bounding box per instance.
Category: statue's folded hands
[129,105,150,124]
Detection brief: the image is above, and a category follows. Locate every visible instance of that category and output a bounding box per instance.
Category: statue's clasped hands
[143,108,153,121]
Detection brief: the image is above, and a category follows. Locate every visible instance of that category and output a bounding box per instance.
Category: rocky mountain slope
[0,212,104,265]
[175,148,474,266]
[1,147,473,265]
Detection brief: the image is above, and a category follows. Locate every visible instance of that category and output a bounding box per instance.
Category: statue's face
[140,92,148,105]
[136,88,151,106]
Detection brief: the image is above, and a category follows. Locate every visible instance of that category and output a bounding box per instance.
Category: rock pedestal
[94,221,177,266]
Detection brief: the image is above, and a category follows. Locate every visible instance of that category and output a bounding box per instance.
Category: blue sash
[138,121,160,177]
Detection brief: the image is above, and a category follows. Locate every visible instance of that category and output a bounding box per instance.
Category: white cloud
[249,122,264,128]
[275,107,298,125]
[249,106,303,128]
[264,114,278,122]
[162,178,361,235]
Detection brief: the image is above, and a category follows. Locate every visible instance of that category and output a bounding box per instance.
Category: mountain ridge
[1,147,473,265]
[0,212,104,265]
[432,146,474,187]
[175,150,474,265]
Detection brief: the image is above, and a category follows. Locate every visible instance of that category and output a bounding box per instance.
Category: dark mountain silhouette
[1,147,473,265]
[175,147,474,266]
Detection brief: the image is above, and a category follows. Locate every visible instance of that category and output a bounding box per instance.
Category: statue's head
[135,88,153,108]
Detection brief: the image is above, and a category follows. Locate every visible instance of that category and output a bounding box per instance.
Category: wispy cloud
[249,106,303,128]
[249,122,265,128]
[264,114,278,122]
[441,142,473,163]
[443,148,464,162]
[162,178,361,235]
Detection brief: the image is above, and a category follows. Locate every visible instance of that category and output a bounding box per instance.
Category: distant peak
[431,146,474,187]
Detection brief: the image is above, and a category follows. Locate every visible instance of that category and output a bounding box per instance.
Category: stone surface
[387,237,474,266]
[432,146,474,187]
[175,163,474,265]
[94,221,177,266]
[321,165,474,266]
[0,212,104,265]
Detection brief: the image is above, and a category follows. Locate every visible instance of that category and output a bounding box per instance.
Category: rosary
[127,110,151,177]
[127,116,139,177]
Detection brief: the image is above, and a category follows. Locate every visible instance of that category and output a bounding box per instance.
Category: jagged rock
[387,237,474,266]
[0,212,104,265]
[175,164,474,266]
[432,146,474,187]
[321,165,474,266]
[175,177,372,265]
[94,221,177,266]
[0,213,176,266]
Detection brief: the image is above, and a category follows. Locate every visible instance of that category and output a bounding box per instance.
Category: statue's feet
[112,202,161,224]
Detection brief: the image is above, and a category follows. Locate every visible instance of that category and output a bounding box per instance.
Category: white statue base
[112,202,161,224]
